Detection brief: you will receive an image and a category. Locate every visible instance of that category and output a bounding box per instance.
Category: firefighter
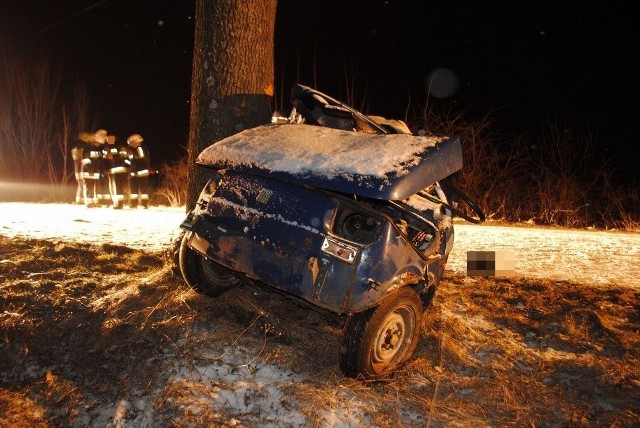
[70,138,86,204]
[98,134,117,207]
[80,129,108,207]
[127,133,150,208]
[105,135,130,209]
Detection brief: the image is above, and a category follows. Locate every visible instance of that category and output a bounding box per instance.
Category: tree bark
[186,0,277,211]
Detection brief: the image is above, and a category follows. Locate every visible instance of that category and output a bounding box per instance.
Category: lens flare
[425,68,459,98]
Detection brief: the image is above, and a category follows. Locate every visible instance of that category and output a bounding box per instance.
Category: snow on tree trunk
[186,0,277,211]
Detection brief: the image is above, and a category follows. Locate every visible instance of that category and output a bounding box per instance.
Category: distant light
[539,30,546,36]
[158,20,164,26]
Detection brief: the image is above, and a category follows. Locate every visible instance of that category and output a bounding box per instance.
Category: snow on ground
[1,202,638,289]
[0,202,185,252]
[161,345,310,427]
[450,222,640,289]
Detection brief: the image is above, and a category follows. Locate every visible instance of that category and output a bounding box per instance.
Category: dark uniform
[80,132,107,207]
[71,140,86,204]
[98,135,117,207]
[105,137,131,209]
[127,134,150,208]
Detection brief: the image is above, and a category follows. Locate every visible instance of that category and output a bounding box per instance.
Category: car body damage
[178,84,482,378]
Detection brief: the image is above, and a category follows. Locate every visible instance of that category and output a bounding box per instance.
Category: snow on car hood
[197,123,462,200]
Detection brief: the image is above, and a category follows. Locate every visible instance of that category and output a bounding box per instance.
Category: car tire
[178,232,241,297]
[339,287,423,378]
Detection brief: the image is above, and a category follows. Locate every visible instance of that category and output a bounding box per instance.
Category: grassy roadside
[1,236,638,426]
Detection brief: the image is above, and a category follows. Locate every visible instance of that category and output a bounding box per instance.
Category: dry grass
[416,107,640,230]
[1,236,638,426]
[154,153,189,207]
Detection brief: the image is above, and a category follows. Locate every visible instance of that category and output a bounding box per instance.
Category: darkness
[1,0,638,182]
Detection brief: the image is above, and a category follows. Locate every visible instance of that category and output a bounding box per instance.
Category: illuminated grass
[0,236,638,426]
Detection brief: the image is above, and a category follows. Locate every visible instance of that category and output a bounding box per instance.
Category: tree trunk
[185,0,277,211]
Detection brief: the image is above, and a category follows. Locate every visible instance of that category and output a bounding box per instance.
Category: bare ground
[1,235,638,427]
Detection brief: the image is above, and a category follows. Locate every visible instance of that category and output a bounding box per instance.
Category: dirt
[1,233,639,427]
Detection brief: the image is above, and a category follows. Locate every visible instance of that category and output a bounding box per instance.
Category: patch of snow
[197,123,445,180]
[165,346,308,426]
[449,222,640,288]
[211,197,321,234]
[0,202,185,252]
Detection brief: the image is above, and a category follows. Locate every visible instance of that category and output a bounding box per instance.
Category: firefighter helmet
[127,134,144,147]
[94,129,108,144]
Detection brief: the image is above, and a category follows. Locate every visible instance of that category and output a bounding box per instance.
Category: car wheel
[339,287,423,378]
[178,232,241,297]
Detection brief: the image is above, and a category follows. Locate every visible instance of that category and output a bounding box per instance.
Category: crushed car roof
[197,123,462,200]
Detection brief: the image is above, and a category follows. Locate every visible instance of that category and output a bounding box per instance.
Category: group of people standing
[71,129,151,209]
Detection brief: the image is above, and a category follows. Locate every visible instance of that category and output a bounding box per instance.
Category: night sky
[2,1,638,181]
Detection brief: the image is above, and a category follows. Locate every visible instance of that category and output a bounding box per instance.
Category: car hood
[196,123,462,200]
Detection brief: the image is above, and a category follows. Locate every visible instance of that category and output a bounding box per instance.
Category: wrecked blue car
[179,85,483,378]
